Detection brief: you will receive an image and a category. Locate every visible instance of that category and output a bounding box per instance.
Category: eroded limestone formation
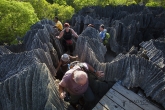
[1,5,165,109]
[76,26,165,108]
[72,5,165,54]
[0,19,68,109]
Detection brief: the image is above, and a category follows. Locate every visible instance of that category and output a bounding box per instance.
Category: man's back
[59,64,89,95]
[55,21,63,31]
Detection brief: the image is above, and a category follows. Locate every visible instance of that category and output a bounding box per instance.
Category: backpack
[103,33,110,45]
[69,61,88,72]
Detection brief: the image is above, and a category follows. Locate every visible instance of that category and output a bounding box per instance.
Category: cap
[61,54,70,62]
[64,23,70,27]
[88,24,94,27]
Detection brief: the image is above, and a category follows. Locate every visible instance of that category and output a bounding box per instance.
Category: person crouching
[59,62,104,109]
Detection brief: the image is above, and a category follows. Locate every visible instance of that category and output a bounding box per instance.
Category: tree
[19,0,54,19]
[51,4,75,23]
[11,0,74,21]
[46,0,54,4]
[53,0,66,5]
[0,0,38,45]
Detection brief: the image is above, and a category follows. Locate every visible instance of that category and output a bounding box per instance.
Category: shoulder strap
[63,29,67,35]
[69,28,72,34]
[77,63,88,72]
[70,61,88,72]
[63,29,72,35]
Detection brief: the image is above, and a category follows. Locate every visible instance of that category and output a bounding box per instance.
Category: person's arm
[69,55,78,61]
[71,29,78,38]
[59,79,67,99]
[59,85,66,99]
[56,31,64,39]
[56,60,62,72]
[86,63,104,78]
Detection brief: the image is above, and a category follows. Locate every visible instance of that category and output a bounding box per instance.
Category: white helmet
[61,54,69,62]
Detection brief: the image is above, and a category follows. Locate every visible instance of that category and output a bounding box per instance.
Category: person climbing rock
[88,24,94,27]
[53,16,63,31]
[99,24,110,46]
[56,23,78,55]
[55,53,78,80]
[59,62,104,109]
[99,24,107,40]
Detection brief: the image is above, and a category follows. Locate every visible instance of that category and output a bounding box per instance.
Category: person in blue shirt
[99,24,107,41]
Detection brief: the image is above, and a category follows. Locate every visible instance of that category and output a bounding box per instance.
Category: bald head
[73,70,88,85]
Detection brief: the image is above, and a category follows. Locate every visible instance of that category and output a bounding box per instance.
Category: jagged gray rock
[0,46,11,56]
[5,19,62,67]
[140,39,165,71]
[0,63,66,110]
[23,21,63,67]
[0,49,56,81]
[72,5,165,54]
[0,19,70,110]
[110,20,139,54]
[80,27,102,41]
[5,44,25,53]
[1,5,165,109]
[76,27,107,63]
[76,27,165,108]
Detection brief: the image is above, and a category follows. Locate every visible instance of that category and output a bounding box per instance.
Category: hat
[61,54,70,62]
[64,23,70,27]
[88,24,94,27]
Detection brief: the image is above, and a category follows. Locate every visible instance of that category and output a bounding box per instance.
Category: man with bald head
[59,62,104,109]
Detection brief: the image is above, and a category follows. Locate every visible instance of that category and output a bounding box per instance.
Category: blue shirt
[99,29,107,40]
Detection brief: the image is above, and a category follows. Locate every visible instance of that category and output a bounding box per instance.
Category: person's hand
[60,92,66,99]
[75,55,78,59]
[96,71,104,78]
[56,36,60,39]
[53,76,56,80]
[55,68,58,73]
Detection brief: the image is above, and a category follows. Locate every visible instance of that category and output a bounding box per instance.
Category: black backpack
[69,61,88,72]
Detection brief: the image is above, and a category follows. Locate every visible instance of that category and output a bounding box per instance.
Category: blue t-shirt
[99,29,107,40]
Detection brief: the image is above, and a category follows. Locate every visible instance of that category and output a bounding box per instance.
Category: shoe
[79,97,85,106]
[75,104,83,110]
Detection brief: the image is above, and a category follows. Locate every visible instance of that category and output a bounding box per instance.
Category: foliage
[51,0,165,11]
[53,0,67,5]
[1,0,165,45]
[108,0,128,6]
[10,0,74,22]
[127,1,137,6]
[51,4,74,23]
[12,0,54,20]
[46,0,54,4]
[134,0,141,4]
[146,1,161,7]
[0,0,38,45]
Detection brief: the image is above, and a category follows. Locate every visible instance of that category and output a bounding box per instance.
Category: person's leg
[55,68,64,80]
[83,86,95,102]
[62,39,68,53]
[83,86,95,110]
[70,94,82,105]
[68,44,74,55]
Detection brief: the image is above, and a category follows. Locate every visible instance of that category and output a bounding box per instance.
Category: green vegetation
[0,0,38,44]
[0,0,164,45]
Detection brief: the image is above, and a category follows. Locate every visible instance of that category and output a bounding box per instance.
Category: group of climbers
[55,54,104,110]
[53,17,78,56]
[53,17,110,110]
